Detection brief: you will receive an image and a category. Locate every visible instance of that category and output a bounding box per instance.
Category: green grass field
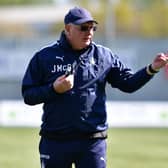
[0,127,168,168]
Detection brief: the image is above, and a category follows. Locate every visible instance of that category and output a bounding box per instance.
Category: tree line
[0,0,168,37]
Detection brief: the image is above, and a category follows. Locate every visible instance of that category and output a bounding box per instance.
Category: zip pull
[65,61,77,77]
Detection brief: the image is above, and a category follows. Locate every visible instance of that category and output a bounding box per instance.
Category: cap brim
[73,19,98,25]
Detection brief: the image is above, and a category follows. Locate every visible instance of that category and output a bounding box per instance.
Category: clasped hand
[151,52,168,70]
[53,74,74,93]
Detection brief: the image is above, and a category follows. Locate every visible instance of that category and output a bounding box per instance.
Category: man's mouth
[83,37,91,41]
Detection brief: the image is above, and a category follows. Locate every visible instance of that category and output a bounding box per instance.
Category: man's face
[65,22,97,50]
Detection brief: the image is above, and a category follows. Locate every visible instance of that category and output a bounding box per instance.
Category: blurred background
[0,0,168,124]
[0,0,168,101]
[0,1,168,168]
[0,0,168,127]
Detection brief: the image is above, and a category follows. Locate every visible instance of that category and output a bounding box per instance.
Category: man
[22,7,168,168]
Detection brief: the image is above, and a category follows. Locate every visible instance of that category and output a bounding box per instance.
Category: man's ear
[65,24,70,35]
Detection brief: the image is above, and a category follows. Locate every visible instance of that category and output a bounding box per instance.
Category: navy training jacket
[22,32,153,136]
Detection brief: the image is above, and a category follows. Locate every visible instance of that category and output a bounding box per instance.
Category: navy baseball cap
[64,7,98,25]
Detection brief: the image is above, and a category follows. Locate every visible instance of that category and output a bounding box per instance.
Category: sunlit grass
[0,127,168,168]
[107,128,168,168]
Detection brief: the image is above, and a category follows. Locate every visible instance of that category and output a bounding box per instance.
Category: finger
[165,57,168,63]
[157,52,168,60]
[157,52,165,57]
[159,52,168,57]
[57,74,66,81]
[162,53,168,61]
[160,56,168,63]
[161,56,168,64]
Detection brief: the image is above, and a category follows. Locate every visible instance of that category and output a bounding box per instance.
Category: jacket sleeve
[22,53,59,105]
[106,54,154,93]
